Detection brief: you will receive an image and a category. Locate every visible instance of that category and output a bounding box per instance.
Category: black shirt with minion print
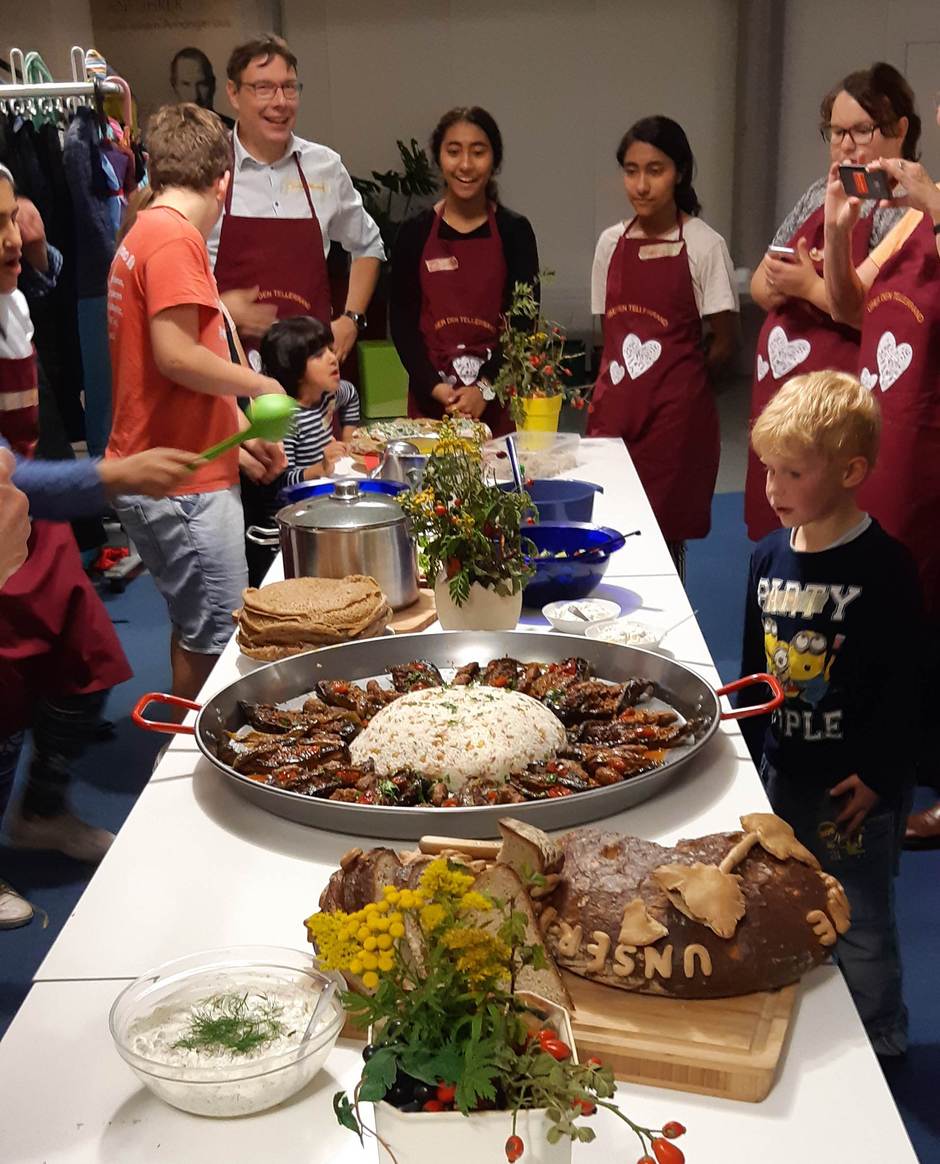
[739,518,923,805]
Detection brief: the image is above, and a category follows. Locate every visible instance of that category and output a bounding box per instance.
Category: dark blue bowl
[277,478,407,506]
[499,478,603,523]
[522,522,626,607]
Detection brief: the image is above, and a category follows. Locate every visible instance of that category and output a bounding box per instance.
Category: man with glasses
[209,34,384,363]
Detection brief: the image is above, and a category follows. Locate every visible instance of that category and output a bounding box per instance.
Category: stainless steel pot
[134,630,783,840]
[246,478,419,610]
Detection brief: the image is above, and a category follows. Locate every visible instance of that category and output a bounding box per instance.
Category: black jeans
[0,690,108,820]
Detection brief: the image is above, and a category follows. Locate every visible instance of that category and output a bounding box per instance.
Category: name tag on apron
[638,242,685,261]
[425,256,459,273]
[285,178,326,193]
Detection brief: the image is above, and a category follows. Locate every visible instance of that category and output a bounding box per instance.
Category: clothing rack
[0,45,124,103]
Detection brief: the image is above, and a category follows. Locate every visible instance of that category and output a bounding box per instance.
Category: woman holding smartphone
[825,89,940,849]
[587,116,738,579]
[390,106,538,437]
[745,62,916,540]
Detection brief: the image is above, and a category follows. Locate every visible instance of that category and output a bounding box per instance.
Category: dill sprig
[173,992,288,1055]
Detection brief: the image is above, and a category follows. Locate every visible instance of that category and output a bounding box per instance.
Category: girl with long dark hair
[587,116,738,577]
[390,106,538,436]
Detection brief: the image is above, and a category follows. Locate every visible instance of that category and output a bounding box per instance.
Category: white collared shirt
[207,128,386,267]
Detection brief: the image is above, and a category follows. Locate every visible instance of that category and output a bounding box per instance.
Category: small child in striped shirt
[259,316,361,485]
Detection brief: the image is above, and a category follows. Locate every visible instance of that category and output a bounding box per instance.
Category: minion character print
[788,630,844,708]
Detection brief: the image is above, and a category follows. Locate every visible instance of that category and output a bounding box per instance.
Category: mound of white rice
[349,685,566,791]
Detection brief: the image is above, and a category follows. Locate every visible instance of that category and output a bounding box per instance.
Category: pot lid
[279,478,406,530]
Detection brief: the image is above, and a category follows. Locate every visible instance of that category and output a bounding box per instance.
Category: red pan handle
[716,673,784,721]
[132,692,201,735]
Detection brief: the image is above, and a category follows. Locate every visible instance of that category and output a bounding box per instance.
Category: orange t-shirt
[106,206,240,493]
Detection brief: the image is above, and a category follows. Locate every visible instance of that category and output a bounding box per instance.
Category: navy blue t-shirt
[739,518,923,804]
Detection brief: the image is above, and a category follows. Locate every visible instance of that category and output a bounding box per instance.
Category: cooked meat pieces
[508,758,594,799]
[241,700,363,741]
[315,680,376,719]
[238,702,311,734]
[390,660,444,692]
[231,735,349,775]
[452,661,480,686]
[576,716,702,748]
[525,657,591,699]
[478,657,538,690]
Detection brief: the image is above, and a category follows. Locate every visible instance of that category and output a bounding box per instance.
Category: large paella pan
[134,631,780,839]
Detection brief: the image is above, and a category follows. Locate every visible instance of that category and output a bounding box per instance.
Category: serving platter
[135,631,779,840]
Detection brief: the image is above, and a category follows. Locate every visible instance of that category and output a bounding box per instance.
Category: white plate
[585,615,668,650]
[541,598,621,634]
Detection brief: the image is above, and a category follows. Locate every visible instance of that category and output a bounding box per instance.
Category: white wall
[4,2,95,81]
[283,0,739,336]
[776,0,940,227]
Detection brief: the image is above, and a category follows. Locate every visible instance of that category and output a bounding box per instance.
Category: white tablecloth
[1,439,916,1163]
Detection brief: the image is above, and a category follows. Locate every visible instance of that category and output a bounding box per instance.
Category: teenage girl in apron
[390,106,540,439]
[587,117,738,579]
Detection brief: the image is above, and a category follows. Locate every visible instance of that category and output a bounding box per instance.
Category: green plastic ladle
[193,394,299,463]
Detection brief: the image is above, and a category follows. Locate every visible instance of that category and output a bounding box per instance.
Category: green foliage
[398,423,535,606]
[171,992,286,1055]
[492,278,587,424]
[352,138,437,250]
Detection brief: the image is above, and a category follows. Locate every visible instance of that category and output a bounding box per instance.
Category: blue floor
[1,493,935,1161]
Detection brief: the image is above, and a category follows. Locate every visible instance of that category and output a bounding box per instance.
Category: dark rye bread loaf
[541,822,849,998]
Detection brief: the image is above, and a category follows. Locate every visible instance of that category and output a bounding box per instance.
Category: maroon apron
[587,216,718,542]
[0,349,131,738]
[745,204,875,540]
[414,204,513,437]
[214,153,332,351]
[856,214,940,617]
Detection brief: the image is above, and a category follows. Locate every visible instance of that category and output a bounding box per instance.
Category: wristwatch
[342,310,368,331]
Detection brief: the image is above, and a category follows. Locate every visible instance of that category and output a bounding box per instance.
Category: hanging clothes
[63,106,118,456]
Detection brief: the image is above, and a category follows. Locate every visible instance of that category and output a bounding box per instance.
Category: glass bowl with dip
[109,945,344,1117]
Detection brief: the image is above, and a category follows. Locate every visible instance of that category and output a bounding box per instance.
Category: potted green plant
[398,424,535,630]
[492,281,587,433]
[305,857,689,1164]
[352,138,437,253]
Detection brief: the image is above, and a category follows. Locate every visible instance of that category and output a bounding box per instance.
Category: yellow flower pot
[518,394,563,433]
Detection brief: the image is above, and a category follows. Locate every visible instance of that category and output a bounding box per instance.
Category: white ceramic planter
[374,1102,572,1164]
[370,993,575,1164]
[433,578,523,631]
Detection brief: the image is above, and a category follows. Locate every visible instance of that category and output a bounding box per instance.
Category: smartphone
[838,164,892,200]
[767,244,796,259]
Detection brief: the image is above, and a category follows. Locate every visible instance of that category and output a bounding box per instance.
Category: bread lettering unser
[317,814,849,1000]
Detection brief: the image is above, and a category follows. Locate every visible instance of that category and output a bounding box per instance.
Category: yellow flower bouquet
[305,857,689,1164]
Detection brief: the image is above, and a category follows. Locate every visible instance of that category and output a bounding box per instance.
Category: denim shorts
[113,486,248,654]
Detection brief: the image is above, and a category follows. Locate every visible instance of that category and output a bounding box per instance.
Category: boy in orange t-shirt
[107,104,285,701]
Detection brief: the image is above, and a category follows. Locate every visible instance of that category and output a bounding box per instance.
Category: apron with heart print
[856,213,940,616]
[414,204,513,437]
[745,204,875,540]
[587,215,718,541]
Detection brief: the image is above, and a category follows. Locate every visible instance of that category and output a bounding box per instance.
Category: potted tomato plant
[398,423,535,630]
[306,857,689,1164]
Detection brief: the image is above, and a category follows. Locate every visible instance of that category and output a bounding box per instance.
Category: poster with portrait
[89,0,277,127]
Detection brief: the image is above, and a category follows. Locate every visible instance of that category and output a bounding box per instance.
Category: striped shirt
[282,380,360,486]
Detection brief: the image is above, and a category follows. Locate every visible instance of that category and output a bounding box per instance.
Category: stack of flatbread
[235,575,391,660]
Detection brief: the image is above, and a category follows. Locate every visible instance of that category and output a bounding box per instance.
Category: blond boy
[740,370,922,1057]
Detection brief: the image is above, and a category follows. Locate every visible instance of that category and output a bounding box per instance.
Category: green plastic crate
[357,340,409,419]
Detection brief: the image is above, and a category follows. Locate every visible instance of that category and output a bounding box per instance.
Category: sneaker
[5,809,114,864]
[0,880,34,929]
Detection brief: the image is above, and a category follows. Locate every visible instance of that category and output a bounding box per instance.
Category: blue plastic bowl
[499,479,603,523]
[522,522,626,607]
[277,478,407,506]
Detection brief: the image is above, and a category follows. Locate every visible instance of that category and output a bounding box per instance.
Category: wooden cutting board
[564,971,797,1103]
[388,589,437,634]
